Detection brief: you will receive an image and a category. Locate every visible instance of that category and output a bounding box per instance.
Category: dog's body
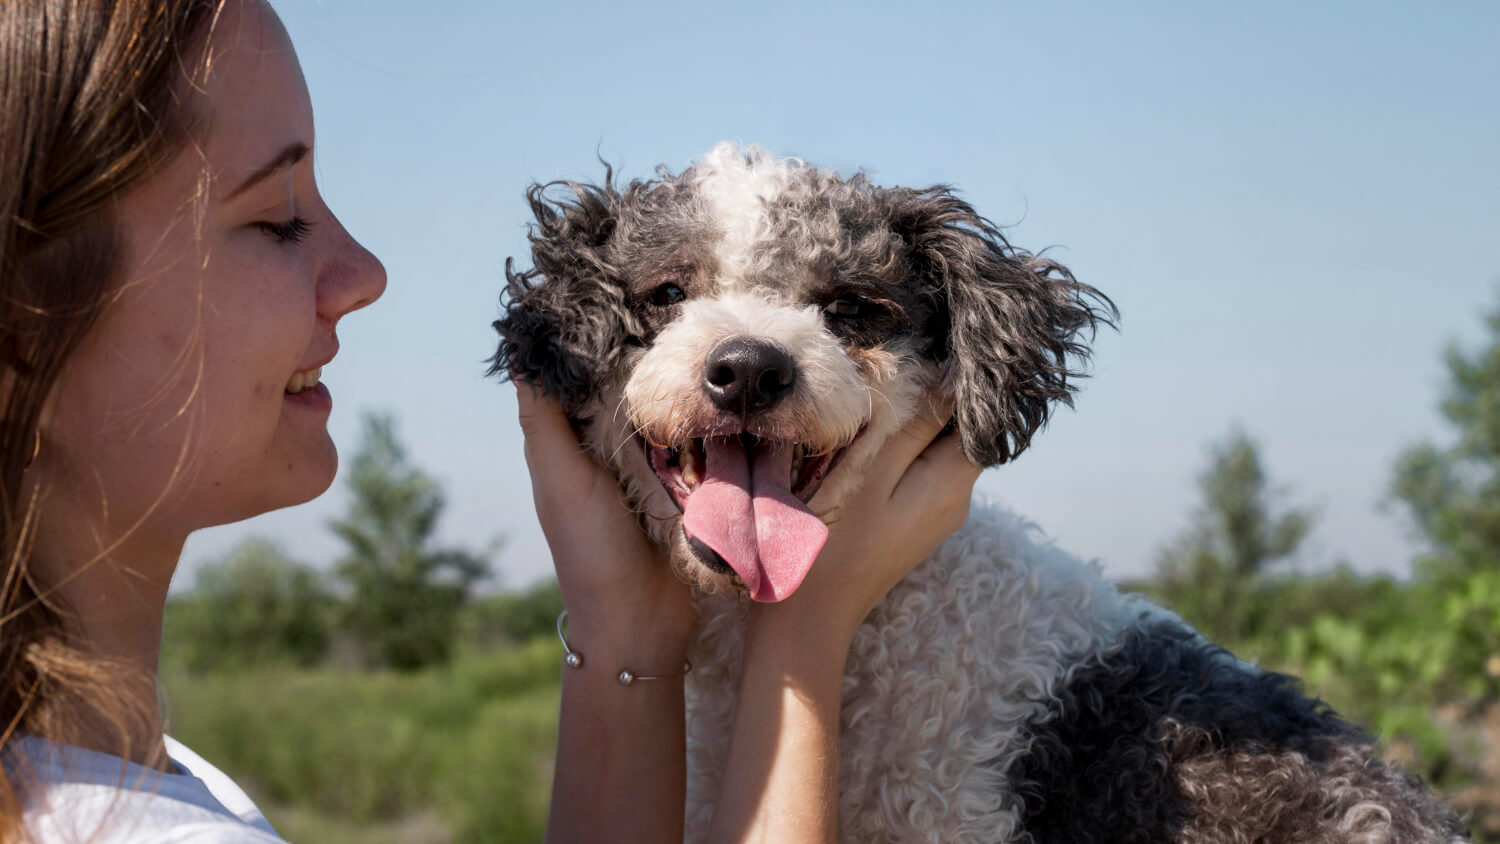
[496,144,1466,842]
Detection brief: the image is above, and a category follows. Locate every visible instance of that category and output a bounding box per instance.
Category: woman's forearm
[547,614,689,844]
[706,608,855,844]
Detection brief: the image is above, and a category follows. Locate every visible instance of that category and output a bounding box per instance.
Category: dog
[493,143,1466,843]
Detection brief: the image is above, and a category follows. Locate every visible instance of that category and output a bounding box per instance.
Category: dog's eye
[823,295,867,319]
[651,283,687,307]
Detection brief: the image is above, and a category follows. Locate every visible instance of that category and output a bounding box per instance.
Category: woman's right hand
[515,383,695,661]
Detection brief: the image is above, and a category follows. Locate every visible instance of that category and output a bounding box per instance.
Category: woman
[0,1,981,841]
[3,1,383,839]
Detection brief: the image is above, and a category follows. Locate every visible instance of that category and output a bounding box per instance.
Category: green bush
[163,539,332,673]
[162,638,561,841]
[460,579,564,649]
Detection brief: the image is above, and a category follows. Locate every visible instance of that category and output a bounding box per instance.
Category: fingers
[865,398,956,492]
[514,381,592,490]
[893,432,981,505]
[515,381,580,453]
[883,433,982,554]
[887,418,982,534]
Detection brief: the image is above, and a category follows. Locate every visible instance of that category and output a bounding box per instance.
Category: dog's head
[494,143,1113,601]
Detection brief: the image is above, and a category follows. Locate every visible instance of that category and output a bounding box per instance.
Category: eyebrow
[224,142,310,201]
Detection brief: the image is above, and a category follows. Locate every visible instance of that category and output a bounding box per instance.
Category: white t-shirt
[11,735,284,843]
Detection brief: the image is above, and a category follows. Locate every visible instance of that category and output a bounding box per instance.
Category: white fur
[692,143,798,288]
[624,290,871,452]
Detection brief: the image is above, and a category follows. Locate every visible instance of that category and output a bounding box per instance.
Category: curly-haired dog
[493,144,1466,843]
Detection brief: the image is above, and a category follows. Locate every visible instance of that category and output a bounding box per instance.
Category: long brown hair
[0,0,220,836]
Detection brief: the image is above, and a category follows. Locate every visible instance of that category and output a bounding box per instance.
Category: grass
[161,637,561,843]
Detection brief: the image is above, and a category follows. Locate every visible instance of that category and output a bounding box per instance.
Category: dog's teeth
[790,447,805,480]
[681,447,701,488]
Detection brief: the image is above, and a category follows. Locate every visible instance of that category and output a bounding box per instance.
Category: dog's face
[496,144,1112,600]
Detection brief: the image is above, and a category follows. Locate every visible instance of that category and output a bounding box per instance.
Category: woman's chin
[207,434,339,525]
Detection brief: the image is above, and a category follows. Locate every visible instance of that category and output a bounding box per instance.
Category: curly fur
[1007,619,1464,843]
[491,144,1466,843]
[1166,722,1466,844]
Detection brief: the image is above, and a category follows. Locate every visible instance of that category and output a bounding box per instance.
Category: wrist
[560,603,694,670]
[744,599,862,670]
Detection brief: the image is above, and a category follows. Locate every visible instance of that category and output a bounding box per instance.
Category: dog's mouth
[642,432,858,602]
[647,435,847,511]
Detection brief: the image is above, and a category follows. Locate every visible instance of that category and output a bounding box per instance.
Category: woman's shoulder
[9,735,284,843]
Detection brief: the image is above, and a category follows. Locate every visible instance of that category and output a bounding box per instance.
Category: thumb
[515,381,584,467]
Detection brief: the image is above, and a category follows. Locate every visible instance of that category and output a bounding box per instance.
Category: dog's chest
[682,507,1138,844]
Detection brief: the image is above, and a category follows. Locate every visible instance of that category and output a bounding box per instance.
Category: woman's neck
[26,491,184,770]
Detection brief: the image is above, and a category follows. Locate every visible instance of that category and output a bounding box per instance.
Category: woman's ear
[892,187,1116,467]
[490,174,641,414]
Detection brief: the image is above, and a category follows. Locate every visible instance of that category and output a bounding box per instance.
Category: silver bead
[618,670,635,685]
[564,652,583,669]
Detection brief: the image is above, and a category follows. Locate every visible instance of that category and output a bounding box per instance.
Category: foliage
[162,638,560,844]
[332,413,494,670]
[1393,302,1500,583]
[163,539,332,673]
[460,579,564,648]
[1387,299,1500,708]
[1151,428,1313,642]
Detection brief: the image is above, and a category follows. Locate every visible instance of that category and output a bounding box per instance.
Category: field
[163,640,560,844]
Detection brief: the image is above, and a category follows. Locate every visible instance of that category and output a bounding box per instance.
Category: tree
[1391,297,1500,699]
[1152,428,1313,642]
[331,412,494,670]
[1394,300,1500,581]
[163,538,332,672]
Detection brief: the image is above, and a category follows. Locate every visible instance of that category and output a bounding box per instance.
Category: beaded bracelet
[555,609,692,685]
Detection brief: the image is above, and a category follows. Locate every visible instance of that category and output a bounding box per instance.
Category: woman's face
[42,0,386,540]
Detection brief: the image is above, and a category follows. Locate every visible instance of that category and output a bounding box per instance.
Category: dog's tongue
[682,438,828,602]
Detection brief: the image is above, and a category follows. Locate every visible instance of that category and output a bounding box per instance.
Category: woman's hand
[765,400,983,637]
[514,383,694,656]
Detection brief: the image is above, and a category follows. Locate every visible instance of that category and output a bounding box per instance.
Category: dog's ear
[892,187,1116,467]
[490,174,641,414]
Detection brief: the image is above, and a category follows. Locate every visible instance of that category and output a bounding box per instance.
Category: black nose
[702,337,797,414]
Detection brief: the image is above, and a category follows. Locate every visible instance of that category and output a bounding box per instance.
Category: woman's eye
[257,217,313,245]
[823,295,866,318]
[651,283,686,307]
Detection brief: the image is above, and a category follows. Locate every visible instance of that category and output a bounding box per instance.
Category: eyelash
[257,216,314,245]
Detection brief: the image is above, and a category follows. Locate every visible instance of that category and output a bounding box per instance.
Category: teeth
[680,447,701,489]
[790,444,805,480]
[286,366,322,394]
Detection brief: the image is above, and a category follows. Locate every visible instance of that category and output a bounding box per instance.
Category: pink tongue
[682,439,829,602]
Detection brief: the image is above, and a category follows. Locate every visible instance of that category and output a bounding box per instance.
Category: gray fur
[490,171,640,412]
[882,187,1116,465]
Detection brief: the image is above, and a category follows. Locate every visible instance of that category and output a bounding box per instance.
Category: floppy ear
[490,173,642,414]
[894,187,1116,467]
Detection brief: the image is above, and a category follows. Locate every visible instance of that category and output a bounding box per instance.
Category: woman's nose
[317,228,387,323]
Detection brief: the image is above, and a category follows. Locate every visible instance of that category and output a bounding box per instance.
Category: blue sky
[182,0,1499,590]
